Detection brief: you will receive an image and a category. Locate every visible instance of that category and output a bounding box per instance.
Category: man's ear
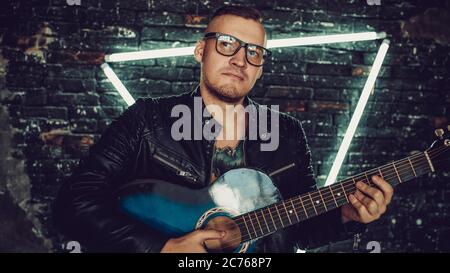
[194,40,205,63]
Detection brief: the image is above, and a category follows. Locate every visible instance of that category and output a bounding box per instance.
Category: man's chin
[213,88,246,103]
[204,78,248,103]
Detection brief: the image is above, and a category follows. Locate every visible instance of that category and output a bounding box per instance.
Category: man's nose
[230,47,247,68]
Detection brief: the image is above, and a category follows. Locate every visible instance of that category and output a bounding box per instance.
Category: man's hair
[209,5,263,23]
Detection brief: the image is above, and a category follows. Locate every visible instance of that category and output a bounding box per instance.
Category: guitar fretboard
[233,151,434,243]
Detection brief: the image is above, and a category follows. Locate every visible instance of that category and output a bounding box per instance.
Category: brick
[46,64,95,79]
[184,14,208,27]
[70,119,98,133]
[123,78,171,96]
[141,27,164,40]
[48,92,99,106]
[7,63,45,78]
[139,40,192,51]
[314,124,337,137]
[1,48,28,62]
[144,66,194,81]
[365,88,402,103]
[1,91,25,105]
[26,159,78,175]
[136,11,184,26]
[6,73,43,88]
[306,63,351,76]
[24,88,47,105]
[23,106,68,119]
[147,0,212,13]
[156,56,199,68]
[264,60,307,75]
[47,50,105,65]
[171,82,199,94]
[261,9,297,27]
[90,38,139,52]
[265,85,313,99]
[68,106,103,119]
[32,6,65,20]
[401,91,440,103]
[307,135,336,149]
[313,88,342,101]
[118,0,150,11]
[352,126,402,138]
[46,22,80,37]
[257,98,306,113]
[163,27,203,42]
[308,100,349,113]
[261,73,290,85]
[45,77,96,93]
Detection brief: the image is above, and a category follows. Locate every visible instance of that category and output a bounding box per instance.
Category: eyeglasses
[203,32,272,67]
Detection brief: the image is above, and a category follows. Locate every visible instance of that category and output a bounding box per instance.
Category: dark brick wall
[0,0,449,252]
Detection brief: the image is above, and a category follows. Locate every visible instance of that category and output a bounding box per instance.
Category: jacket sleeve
[292,120,366,250]
[52,98,171,252]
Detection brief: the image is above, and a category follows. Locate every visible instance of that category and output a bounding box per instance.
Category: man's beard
[203,72,246,104]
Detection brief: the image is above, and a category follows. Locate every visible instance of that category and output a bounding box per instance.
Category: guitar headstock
[428,125,450,173]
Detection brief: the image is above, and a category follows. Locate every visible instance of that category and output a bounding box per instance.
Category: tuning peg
[435,128,444,139]
[447,125,450,132]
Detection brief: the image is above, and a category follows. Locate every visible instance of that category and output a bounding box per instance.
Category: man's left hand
[341,175,394,224]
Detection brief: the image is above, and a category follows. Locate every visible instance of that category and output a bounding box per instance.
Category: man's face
[195,14,266,103]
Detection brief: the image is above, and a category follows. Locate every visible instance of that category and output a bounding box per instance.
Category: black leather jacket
[53,87,365,253]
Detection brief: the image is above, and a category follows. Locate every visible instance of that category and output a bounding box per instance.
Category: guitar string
[214,145,448,248]
[233,147,442,232]
[232,152,440,245]
[233,150,430,230]
[219,158,433,248]
[221,157,433,247]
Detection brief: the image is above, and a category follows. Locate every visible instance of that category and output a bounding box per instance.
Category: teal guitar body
[118,168,281,253]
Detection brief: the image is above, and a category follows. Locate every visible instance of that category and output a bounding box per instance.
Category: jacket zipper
[243,137,247,166]
[268,162,296,177]
[353,233,361,251]
[209,139,216,184]
[153,153,198,182]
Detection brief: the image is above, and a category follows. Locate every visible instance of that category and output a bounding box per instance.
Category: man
[53,5,393,253]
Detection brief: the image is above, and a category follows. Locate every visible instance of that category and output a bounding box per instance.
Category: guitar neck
[235,151,435,243]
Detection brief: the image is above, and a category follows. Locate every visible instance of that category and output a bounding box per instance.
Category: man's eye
[248,50,259,57]
[222,42,233,48]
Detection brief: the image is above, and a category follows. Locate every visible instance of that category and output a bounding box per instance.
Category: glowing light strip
[267,32,386,48]
[324,39,390,186]
[105,46,196,62]
[104,32,386,62]
[101,63,135,106]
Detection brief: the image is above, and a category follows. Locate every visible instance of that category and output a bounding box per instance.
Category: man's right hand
[160,229,225,253]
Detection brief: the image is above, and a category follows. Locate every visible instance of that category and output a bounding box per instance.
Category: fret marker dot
[337,193,341,196]
[316,200,320,204]
[289,210,293,214]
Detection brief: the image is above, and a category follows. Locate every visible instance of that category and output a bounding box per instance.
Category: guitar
[117,126,450,252]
